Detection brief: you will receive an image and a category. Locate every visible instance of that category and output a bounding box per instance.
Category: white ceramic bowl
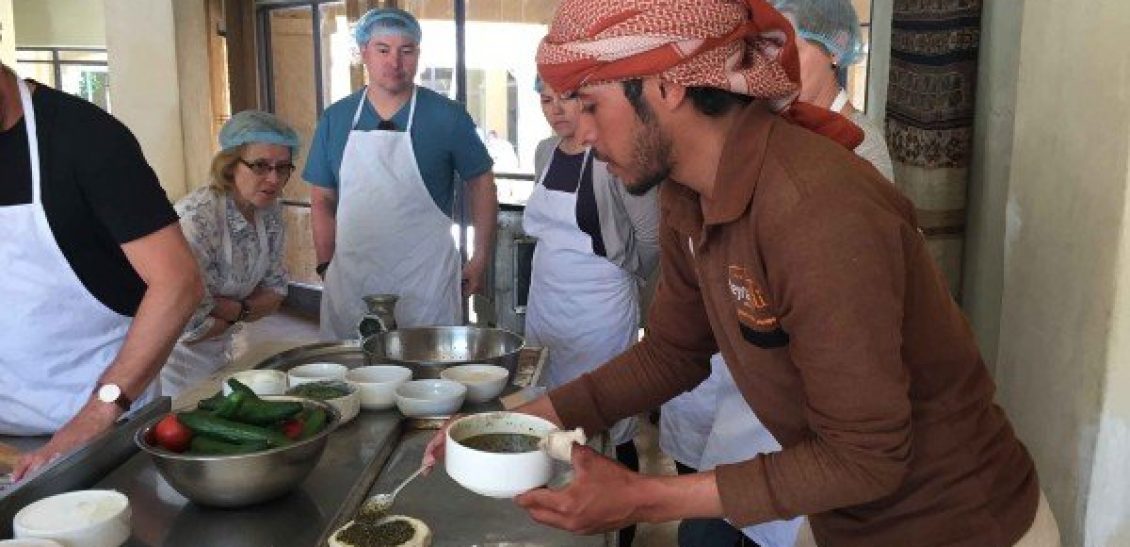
[394,379,466,418]
[445,412,556,498]
[13,490,131,547]
[286,380,361,425]
[346,365,412,411]
[287,362,349,387]
[222,369,288,396]
[439,364,509,403]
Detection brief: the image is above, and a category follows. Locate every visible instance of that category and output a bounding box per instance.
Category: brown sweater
[549,103,1039,546]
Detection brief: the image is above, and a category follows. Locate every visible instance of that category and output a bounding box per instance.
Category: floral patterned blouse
[175,186,288,342]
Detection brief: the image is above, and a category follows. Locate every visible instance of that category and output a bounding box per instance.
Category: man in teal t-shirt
[305,8,497,338]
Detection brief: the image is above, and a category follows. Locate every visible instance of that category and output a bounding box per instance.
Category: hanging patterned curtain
[885,0,983,299]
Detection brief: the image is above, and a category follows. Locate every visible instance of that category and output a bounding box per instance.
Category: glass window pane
[852,0,872,25]
[847,24,870,112]
[59,65,111,112]
[16,49,52,62]
[59,49,108,63]
[404,0,457,100]
[462,1,556,181]
[319,2,353,104]
[282,206,321,286]
[15,62,56,87]
[265,5,320,288]
[268,5,318,206]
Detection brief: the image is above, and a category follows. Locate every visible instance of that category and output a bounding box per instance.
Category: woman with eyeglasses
[160,111,300,397]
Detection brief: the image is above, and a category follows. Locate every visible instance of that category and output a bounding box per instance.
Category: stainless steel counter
[0,398,170,538]
[96,409,403,546]
[353,425,607,546]
[22,343,614,546]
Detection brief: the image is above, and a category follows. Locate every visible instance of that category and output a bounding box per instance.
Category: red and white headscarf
[536,0,863,149]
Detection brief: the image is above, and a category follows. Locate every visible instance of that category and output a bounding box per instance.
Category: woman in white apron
[524,78,660,547]
[161,111,299,397]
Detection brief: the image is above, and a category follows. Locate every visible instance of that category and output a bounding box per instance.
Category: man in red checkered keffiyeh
[537,0,864,149]
[522,0,864,201]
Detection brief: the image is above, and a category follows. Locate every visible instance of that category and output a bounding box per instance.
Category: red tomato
[154,414,192,453]
[281,419,304,440]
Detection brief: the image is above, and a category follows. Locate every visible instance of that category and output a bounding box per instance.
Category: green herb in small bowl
[287,379,360,424]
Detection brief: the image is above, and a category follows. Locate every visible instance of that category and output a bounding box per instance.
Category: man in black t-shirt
[0,63,204,480]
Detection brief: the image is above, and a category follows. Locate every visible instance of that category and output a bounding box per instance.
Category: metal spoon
[359,465,426,519]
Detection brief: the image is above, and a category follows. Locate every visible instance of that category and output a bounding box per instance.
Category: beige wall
[963,0,1024,367]
[104,0,189,199]
[1087,174,1130,544]
[0,0,15,65]
[12,0,105,47]
[173,0,215,192]
[966,0,1130,544]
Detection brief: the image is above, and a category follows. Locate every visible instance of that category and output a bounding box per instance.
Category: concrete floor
[232,308,681,547]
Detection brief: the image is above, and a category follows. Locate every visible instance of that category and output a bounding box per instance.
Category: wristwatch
[316,261,330,279]
[95,382,133,412]
[236,300,251,322]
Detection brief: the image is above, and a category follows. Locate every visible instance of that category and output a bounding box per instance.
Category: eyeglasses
[239,159,296,181]
[377,119,398,131]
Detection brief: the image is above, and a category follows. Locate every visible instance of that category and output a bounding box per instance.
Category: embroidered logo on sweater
[728,265,789,348]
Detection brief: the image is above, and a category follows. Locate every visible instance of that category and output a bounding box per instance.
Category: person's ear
[651,79,687,112]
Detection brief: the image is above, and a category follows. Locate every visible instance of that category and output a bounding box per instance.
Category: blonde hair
[208,145,246,193]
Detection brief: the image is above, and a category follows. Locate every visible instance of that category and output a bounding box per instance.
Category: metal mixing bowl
[362,326,524,379]
[134,396,339,508]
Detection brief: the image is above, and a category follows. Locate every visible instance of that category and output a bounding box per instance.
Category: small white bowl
[287,380,361,425]
[394,379,466,418]
[287,363,348,387]
[13,490,131,547]
[445,412,556,498]
[440,364,509,403]
[346,365,412,411]
[222,369,288,396]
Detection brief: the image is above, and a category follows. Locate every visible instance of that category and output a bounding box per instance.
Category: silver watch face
[97,383,122,403]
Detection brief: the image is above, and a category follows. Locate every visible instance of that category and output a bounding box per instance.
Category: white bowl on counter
[445,412,556,498]
[287,362,348,387]
[0,540,64,546]
[346,365,412,411]
[222,369,288,396]
[440,364,509,403]
[286,380,360,425]
[394,379,466,418]
[13,490,130,547]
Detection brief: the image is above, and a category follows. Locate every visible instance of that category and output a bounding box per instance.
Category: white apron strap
[351,86,418,132]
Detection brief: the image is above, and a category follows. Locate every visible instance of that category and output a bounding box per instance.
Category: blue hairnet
[353,8,422,48]
[219,110,301,156]
[773,0,865,82]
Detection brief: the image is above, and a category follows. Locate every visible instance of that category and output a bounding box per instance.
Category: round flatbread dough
[330,515,432,547]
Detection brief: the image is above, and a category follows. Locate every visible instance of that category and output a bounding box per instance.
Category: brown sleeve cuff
[715,457,784,527]
[547,374,613,435]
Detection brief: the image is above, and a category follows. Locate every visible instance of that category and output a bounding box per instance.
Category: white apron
[160,196,269,397]
[522,148,638,445]
[659,353,728,467]
[698,366,803,547]
[0,79,155,435]
[320,88,462,339]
